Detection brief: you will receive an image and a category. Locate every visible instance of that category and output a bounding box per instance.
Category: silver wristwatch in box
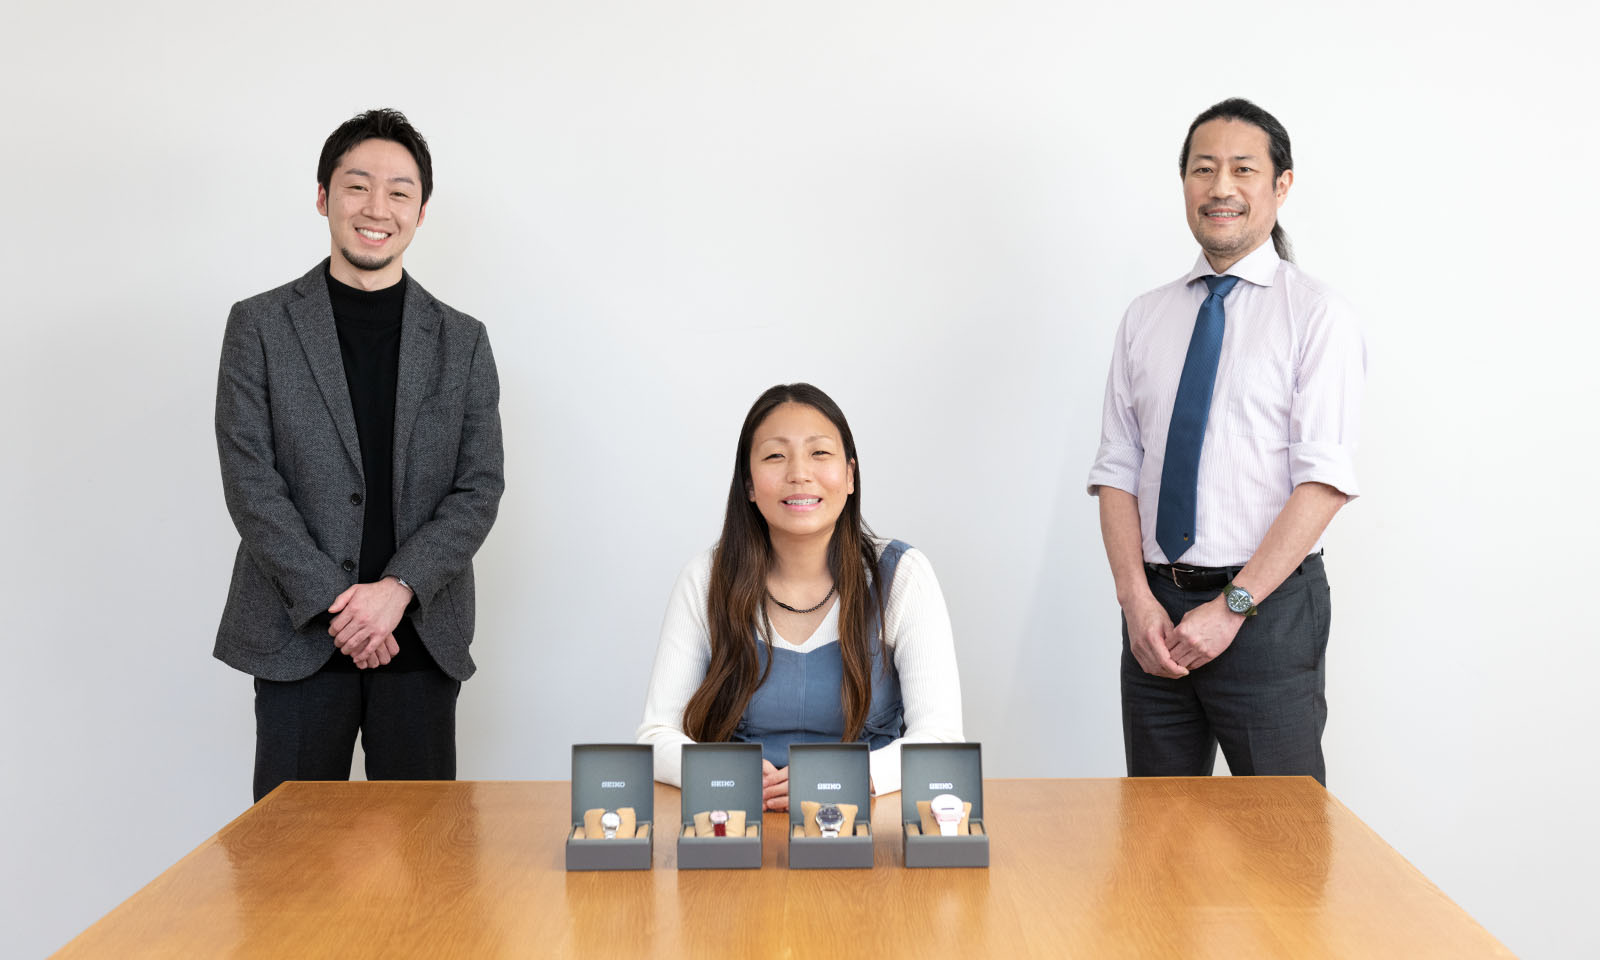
[815,803,845,838]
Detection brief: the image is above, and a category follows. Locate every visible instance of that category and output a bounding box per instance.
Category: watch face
[1226,588,1253,614]
[601,812,621,828]
[816,804,844,828]
[709,809,728,824]
[930,793,964,821]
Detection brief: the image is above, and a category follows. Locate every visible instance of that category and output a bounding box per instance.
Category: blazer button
[351,493,363,505]
[343,559,356,572]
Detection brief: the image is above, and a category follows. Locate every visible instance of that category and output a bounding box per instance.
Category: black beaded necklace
[767,583,837,615]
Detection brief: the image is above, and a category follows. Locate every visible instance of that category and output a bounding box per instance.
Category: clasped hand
[328,577,413,669]
[762,759,789,812]
[1127,594,1244,679]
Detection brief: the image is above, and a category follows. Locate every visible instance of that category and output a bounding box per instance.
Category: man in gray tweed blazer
[215,109,504,802]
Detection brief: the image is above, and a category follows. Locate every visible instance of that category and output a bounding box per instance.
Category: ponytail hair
[1179,97,1295,262]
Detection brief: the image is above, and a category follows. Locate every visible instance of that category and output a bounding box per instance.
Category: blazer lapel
[392,273,440,502]
[287,264,364,476]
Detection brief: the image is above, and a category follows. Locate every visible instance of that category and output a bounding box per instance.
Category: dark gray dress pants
[252,666,461,803]
[1121,554,1332,785]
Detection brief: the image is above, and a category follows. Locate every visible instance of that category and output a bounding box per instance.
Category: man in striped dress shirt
[1086,99,1366,785]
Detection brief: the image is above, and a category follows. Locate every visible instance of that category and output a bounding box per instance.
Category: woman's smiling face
[747,402,855,542]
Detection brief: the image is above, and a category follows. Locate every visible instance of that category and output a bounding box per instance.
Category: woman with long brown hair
[637,383,963,809]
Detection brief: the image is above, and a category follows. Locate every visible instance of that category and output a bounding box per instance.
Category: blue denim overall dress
[733,540,910,769]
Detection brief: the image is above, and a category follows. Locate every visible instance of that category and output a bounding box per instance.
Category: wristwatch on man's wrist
[1223,582,1259,617]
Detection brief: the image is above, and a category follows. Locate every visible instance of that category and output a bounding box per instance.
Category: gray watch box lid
[680,742,763,822]
[570,743,655,823]
[786,742,871,828]
[900,742,984,823]
[678,743,763,870]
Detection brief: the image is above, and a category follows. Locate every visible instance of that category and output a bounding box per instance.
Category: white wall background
[3,1,1595,956]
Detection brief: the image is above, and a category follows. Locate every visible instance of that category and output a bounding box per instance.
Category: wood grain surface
[52,778,1512,959]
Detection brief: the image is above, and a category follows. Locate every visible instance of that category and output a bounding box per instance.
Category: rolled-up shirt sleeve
[1087,310,1144,497]
[1288,294,1366,498]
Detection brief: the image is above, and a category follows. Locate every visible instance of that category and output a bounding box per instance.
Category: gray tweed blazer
[213,261,504,682]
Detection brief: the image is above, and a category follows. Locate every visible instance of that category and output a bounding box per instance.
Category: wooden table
[54,778,1511,959]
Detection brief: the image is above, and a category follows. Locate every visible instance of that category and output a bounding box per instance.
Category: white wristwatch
[930,793,964,837]
[600,810,621,839]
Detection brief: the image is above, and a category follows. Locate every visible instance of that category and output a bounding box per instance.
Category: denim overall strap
[860,540,909,746]
[873,540,910,607]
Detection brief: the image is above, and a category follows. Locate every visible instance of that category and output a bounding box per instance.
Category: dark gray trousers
[1121,554,1331,785]
[252,667,461,803]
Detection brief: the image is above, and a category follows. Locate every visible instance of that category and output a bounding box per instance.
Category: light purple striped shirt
[1087,243,1366,567]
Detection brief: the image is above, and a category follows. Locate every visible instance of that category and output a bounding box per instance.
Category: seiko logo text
[600,780,626,789]
[817,782,842,791]
[710,780,736,788]
[930,782,954,790]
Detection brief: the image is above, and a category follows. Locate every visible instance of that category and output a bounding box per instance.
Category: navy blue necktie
[1155,274,1239,563]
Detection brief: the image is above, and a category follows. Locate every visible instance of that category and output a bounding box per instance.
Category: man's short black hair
[317,108,433,206]
[1179,98,1294,262]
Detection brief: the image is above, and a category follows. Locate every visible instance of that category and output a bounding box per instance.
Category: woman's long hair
[682,383,885,745]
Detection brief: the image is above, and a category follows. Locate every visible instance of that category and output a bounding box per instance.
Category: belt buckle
[1169,565,1182,587]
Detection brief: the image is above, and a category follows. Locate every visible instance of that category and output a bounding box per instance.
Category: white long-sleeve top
[636,541,964,795]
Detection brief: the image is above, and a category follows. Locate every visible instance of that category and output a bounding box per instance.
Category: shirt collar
[1183,240,1281,289]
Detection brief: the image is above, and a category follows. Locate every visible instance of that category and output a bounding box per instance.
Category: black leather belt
[1146,550,1323,592]
[1145,562,1239,591]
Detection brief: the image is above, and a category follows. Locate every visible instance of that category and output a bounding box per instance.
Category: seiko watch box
[901,742,989,868]
[787,743,873,869]
[677,743,764,869]
[565,743,654,871]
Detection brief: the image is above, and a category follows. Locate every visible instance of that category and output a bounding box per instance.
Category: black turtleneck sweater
[321,267,435,673]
